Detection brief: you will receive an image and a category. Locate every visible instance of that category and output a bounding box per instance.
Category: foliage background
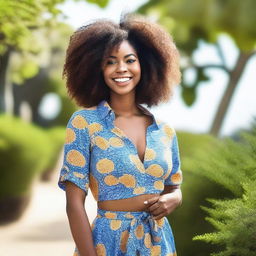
[0,0,255,255]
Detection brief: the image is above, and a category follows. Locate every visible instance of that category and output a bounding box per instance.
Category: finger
[150,206,163,216]
[144,197,159,207]
[153,213,166,220]
[148,202,160,213]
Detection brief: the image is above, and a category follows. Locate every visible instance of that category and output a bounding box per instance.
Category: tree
[0,0,110,113]
[138,0,256,136]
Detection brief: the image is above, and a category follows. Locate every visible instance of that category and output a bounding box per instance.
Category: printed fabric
[73,209,177,256]
[58,100,182,201]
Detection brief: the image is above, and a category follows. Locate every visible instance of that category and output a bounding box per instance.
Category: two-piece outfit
[58,100,182,256]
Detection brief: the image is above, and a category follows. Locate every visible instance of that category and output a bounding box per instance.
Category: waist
[97,193,160,212]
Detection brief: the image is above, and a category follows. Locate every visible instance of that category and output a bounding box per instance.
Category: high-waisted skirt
[73,208,177,256]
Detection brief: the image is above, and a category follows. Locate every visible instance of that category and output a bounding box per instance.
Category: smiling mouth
[112,77,132,83]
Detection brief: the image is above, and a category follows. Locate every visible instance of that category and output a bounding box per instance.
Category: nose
[116,61,127,73]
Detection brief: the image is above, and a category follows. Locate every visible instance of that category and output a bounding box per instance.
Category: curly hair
[63,14,181,107]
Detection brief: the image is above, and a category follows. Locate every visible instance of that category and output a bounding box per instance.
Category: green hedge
[0,115,65,199]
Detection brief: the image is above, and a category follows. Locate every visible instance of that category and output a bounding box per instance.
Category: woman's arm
[145,185,182,220]
[65,181,97,256]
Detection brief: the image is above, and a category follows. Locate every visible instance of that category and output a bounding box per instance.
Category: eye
[127,59,136,64]
[106,60,116,65]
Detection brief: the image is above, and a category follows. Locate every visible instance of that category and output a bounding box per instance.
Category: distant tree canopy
[139,0,256,135]
[0,0,110,54]
[0,0,110,113]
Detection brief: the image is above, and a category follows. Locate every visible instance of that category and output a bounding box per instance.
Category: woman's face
[102,40,141,98]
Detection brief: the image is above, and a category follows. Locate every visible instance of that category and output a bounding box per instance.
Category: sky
[52,0,256,137]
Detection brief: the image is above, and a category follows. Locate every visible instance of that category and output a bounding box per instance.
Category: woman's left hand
[144,187,182,220]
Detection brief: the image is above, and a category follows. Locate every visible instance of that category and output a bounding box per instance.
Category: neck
[109,93,140,117]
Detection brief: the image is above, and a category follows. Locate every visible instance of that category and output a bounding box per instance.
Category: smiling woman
[102,41,141,97]
[58,13,182,256]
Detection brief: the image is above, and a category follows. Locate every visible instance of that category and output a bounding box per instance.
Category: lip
[112,77,132,86]
[112,76,132,80]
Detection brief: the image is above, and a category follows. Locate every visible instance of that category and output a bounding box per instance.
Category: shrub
[192,128,256,255]
[0,115,65,198]
[169,132,232,256]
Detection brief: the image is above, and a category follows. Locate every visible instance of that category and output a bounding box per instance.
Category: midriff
[97,193,160,212]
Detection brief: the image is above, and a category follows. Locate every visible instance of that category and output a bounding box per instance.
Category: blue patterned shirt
[58,100,182,201]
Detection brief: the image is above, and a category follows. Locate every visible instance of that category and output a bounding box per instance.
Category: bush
[0,115,65,198]
[192,128,256,255]
[169,131,232,256]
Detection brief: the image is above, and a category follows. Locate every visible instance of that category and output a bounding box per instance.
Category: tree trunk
[210,51,254,136]
[0,49,11,113]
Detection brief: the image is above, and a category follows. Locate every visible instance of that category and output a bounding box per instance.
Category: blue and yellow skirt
[74,208,177,256]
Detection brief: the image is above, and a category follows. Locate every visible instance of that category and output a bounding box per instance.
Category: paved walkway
[0,160,97,256]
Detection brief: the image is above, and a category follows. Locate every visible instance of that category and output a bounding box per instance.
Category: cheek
[102,67,111,81]
[134,64,141,78]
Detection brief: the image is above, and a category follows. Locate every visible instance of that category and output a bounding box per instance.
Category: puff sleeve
[58,112,90,194]
[164,133,183,186]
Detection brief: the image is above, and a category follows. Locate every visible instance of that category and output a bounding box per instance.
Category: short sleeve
[58,112,90,193]
[164,133,183,186]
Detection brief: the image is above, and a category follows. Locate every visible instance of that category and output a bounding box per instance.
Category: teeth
[113,77,131,82]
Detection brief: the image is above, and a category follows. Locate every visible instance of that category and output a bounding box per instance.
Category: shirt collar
[97,100,160,129]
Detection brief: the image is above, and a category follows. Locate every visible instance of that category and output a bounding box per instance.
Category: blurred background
[0,0,255,255]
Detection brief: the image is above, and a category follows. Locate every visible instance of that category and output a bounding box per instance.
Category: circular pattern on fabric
[71,115,88,129]
[104,175,119,186]
[146,164,164,177]
[111,127,125,137]
[65,128,76,144]
[95,243,106,256]
[163,168,171,180]
[110,220,122,230]
[109,137,124,147]
[96,158,114,173]
[156,218,165,227]
[133,187,146,194]
[154,180,164,190]
[119,174,136,188]
[124,213,134,219]
[94,136,109,150]
[164,125,175,139]
[135,224,144,239]
[151,245,161,256]
[88,123,102,136]
[129,155,145,173]
[171,170,182,184]
[120,230,129,253]
[73,172,85,179]
[144,233,152,248]
[66,150,86,167]
[144,148,156,161]
[104,212,117,219]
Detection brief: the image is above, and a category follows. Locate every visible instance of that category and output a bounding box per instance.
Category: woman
[58,14,182,256]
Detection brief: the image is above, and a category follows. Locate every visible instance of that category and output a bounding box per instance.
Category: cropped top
[58,100,182,202]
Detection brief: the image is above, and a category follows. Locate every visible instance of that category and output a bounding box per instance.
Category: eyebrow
[108,54,137,59]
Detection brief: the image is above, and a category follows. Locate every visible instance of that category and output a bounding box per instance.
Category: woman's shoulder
[156,119,176,138]
[70,106,99,120]
[68,106,101,128]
